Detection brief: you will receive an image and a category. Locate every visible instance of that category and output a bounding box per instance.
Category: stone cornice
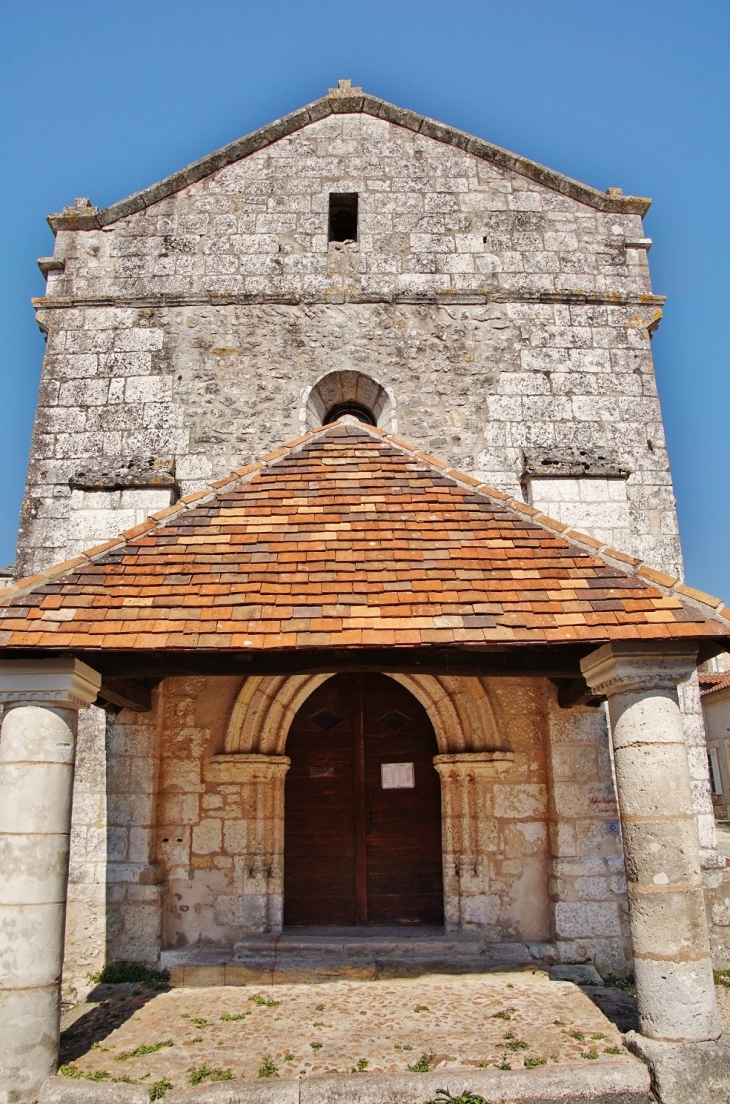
[45,88,651,234]
[0,658,101,710]
[31,290,667,313]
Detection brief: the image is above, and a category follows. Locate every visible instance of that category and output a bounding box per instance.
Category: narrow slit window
[709,747,723,796]
[329,193,358,242]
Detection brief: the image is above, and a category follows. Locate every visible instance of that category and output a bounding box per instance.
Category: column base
[625,1031,730,1104]
[0,986,59,1104]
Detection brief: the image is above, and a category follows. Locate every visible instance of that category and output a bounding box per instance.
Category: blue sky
[0,2,728,596]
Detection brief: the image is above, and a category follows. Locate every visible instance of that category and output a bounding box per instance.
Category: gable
[42,107,655,310]
[48,86,650,234]
[1,420,727,655]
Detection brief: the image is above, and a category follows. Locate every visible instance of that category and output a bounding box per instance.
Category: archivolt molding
[225,672,506,755]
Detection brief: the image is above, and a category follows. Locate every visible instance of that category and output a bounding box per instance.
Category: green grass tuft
[423,1092,487,1104]
[524,1056,547,1069]
[248,993,281,1007]
[88,962,169,988]
[188,1065,233,1086]
[407,1052,436,1073]
[258,1056,278,1078]
[148,1079,173,1101]
[116,1041,173,1061]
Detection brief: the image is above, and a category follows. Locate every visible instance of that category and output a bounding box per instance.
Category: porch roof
[1,419,728,656]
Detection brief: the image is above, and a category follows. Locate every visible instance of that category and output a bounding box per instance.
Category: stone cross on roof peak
[329,78,363,96]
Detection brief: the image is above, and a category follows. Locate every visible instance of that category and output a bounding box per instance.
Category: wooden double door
[284,674,444,926]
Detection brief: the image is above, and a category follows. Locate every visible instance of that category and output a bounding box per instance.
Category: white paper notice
[381,762,415,789]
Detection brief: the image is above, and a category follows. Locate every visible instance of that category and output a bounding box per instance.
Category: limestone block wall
[17,111,679,578]
[545,688,632,977]
[19,300,677,579]
[65,672,635,968]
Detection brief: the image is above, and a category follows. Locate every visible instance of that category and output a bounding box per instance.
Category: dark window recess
[329,193,358,242]
[323,401,375,426]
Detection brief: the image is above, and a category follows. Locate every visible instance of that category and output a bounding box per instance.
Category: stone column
[0,658,101,1102]
[204,754,290,933]
[433,752,514,930]
[581,641,720,1042]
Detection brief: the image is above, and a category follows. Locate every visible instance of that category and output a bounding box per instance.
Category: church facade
[1,82,729,1100]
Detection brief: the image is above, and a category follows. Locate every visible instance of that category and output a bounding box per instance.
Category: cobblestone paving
[60,971,635,1092]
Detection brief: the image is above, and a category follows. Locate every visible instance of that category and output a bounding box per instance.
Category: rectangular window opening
[709,747,723,796]
[329,193,358,242]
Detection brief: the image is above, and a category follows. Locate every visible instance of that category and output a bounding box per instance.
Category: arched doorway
[284,674,444,927]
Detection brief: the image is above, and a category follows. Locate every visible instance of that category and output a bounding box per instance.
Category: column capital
[580,641,698,698]
[204,753,291,784]
[433,751,515,778]
[0,657,100,710]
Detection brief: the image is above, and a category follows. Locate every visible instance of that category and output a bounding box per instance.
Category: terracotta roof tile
[0,419,729,653]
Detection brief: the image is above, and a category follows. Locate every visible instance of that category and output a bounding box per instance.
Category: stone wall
[55,673,642,980]
[545,688,632,977]
[18,111,679,578]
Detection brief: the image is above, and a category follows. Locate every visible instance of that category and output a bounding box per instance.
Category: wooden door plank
[354,673,368,925]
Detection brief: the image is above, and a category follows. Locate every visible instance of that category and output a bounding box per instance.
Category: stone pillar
[581,641,720,1042]
[433,752,514,930]
[204,754,290,934]
[0,658,101,1102]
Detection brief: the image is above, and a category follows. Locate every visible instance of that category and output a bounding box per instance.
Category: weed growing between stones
[188,1065,233,1086]
[352,1058,368,1072]
[315,1003,325,1011]
[310,1042,322,1051]
[604,1046,623,1055]
[591,1033,605,1040]
[413,1004,429,1013]
[407,1052,436,1072]
[220,1012,250,1021]
[192,1018,212,1028]
[248,994,281,1007]
[284,1053,294,1062]
[582,1050,599,1060]
[524,1056,547,1068]
[491,1011,511,1021]
[116,1041,173,1061]
[497,1059,511,1070]
[88,963,170,989]
[149,1079,173,1101]
[313,1021,325,1027]
[503,1033,528,1052]
[569,1030,585,1041]
[424,1093,487,1104]
[191,1036,202,1044]
[258,1056,278,1078]
[715,969,730,988]
[59,1065,143,1086]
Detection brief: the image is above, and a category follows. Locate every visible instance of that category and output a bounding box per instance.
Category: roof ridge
[47,87,650,233]
[3,417,729,632]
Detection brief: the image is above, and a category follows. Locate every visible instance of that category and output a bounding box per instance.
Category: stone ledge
[40,1058,653,1104]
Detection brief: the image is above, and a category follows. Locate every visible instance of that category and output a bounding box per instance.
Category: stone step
[162,932,556,987]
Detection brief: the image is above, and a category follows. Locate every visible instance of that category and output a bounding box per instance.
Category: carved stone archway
[224,672,506,754]
[219,672,515,932]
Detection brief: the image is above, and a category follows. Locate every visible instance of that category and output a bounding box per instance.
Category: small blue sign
[605,821,620,835]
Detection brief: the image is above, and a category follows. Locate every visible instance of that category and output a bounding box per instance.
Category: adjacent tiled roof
[46,83,650,233]
[1,420,728,653]
[700,672,730,697]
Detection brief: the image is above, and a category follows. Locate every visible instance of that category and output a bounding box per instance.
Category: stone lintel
[433,751,515,778]
[581,641,698,698]
[70,456,177,492]
[0,658,101,710]
[522,446,630,480]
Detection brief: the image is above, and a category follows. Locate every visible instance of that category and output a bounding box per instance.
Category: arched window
[301,370,396,432]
